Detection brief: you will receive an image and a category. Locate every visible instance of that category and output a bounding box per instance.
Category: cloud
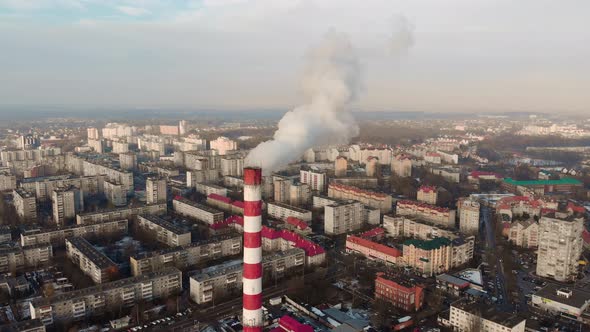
[116,5,151,17]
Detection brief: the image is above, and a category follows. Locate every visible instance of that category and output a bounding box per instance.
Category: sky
[0,0,589,114]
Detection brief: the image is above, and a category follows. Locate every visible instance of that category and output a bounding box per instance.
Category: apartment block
[417,186,437,205]
[267,202,312,222]
[458,198,480,235]
[52,187,83,226]
[324,200,363,235]
[194,183,227,197]
[30,268,182,326]
[289,183,311,206]
[13,188,37,221]
[20,174,105,202]
[76,203,166,224]
[189,249,304,304]
[0,244,53,273]
[536,214,584,282]
[118,152,137,171]
[402,236,474,277]
[20,220,128,247]
[173,197,224,225]
[396,200,456,228]
[345,235,401,265]
[146,177,167,204]
[137,215,191,247]
[443,300,525,332]
[103,180,126,207]
[300,169,326,192]
[220,156,244,177]
[383,215,457,240]
[328,183,392,213]
[66,155,133,194]
[0,171,16,191]
[130,235,241,276]
[66,237,118,284]
[508,220,539,248]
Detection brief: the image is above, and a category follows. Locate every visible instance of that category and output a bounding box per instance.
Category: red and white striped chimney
[243,167,263,332]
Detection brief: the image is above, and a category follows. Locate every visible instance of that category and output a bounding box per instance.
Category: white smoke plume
[246,22,413,173]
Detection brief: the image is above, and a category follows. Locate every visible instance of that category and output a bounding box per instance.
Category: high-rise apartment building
[52,187,83,226]
[324,200,363,235]
[536,214,584,282]
[458,198,480,235]
[220,156,244,177]
[334,156,348,177]
[210,136,237,155]
[417,186,437,205]
[289,183,311,206]
[13,188,37,221]
[119,152,137,170]
[87,127,100,140]
[300,169,327,192]
[146,177,167,204]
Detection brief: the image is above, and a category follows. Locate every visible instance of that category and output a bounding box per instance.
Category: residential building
[536,214,584,282]
[87,127,100,140]
[383,215,457,240]
[508,220,539,248]
[189,249,304,304]
[20,220,128,247]
[66,237,118,284]
[111,141,129,154]
[118,152,137,170]
[0,319,46,332]
[289,183,311,206]
[146,177,167,204]
[13,188,37,221]
[0,244,53,273]
[267,202,312,222]
[103,180,126,207]
[375,273,425,312]
[501,178,583,195]
[273,177,292,203]
[137,215,191,247]
[66,155,133,194]
[173,197,224,224]
[417,186,437,205]
[402,237,474,276]
[130,235,241,276]
[20,174,104,202]
[210,136,237,155]
[334,156,348,177]
[324,200,363,235]
[51,187,83,226]
[0,171,16,191]
[328,183,392,213]
[396,200,455,228]
[186,169,219,187]
[443,300,526,332]
[365,156,380,177]
[76,203,166,224]
[261,227,326,267]
[220,156,244,177]
[30,268,182,326]
[87,139,104,153]
[195,183,227,197]
[458,198,480,235]
[391,155,412,177]
[300,169,327,192]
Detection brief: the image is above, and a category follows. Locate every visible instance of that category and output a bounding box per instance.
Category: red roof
[208,193,232,204]
[347,235,401,257]
[209,215,243,230]
[397,200,450,213]
[583,230,590,244]
[568,202,586,214]
[279,315,314,332]
[286,217,308,230]
[261,227,325,257]
[359,227,385,239]
[232,200,245,208]
[418,185,436,193]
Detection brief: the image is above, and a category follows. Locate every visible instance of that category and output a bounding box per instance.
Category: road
[481,205,512,312]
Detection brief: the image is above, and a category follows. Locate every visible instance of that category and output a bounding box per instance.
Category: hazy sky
[0,0,589,113]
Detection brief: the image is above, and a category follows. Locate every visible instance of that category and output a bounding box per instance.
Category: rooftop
[533,283,590,309]
[503,177,582,186]
[139,215,190,235]
[452,300,525,328]
[174,197,224,215]
[66,237,117,269]
[403,237,452,250]
[268,201,312,214]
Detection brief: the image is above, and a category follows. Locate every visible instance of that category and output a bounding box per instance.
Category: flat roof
[503,177,582,186]
[268,201,311,214]
[139,215,190,235]
[452,300,525,328]
[66,237,117,269]
[174,197,224,215]
[32,267,180,306]
[534,283,590,309]
[132,235,241,260]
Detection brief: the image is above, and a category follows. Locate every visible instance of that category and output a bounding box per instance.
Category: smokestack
[242,167,263,332]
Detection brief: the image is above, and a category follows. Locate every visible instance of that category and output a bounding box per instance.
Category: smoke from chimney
[246,21,413,173]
